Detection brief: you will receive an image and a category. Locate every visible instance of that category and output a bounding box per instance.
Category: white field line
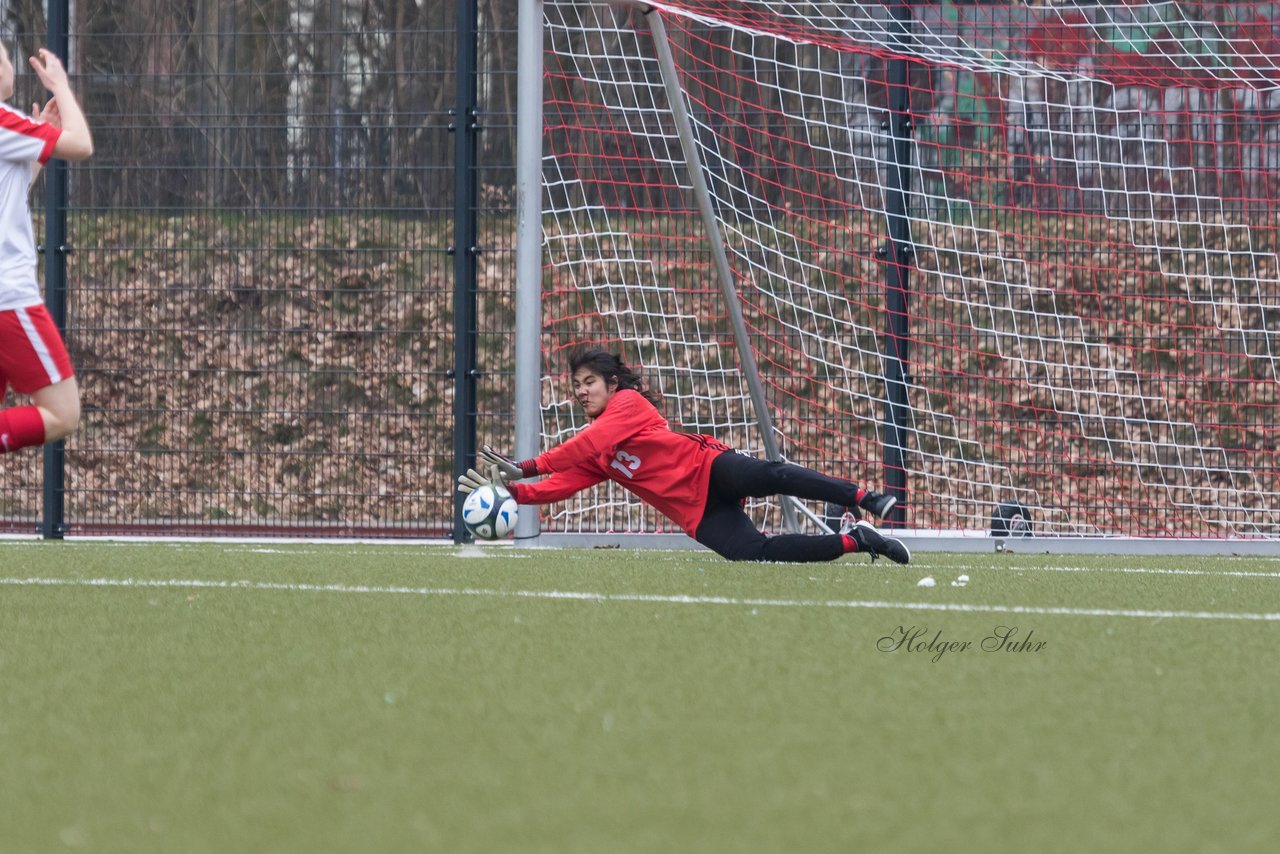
[944,564,1280,579]
[2,576,1278,623]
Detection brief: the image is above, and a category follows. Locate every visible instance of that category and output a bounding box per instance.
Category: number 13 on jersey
[610,450,641,479]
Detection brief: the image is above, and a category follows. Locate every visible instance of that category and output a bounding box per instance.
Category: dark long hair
[568,348,663,407]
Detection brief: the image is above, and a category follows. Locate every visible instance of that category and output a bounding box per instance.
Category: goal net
[534,0,1280,541]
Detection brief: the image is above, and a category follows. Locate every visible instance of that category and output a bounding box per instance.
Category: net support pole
[450,0,481,543]
[42,0,71,540]
[640,4,801,532]
[879,0,916,528]
[513,0,544,541]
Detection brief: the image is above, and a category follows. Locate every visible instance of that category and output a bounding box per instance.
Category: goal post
[518,0,1280,552]
[514,0,546,542]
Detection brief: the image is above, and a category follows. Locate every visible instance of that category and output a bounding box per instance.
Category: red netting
[540,1,1280,538]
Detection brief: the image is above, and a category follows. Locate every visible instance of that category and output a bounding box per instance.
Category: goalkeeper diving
[458,349,909,564]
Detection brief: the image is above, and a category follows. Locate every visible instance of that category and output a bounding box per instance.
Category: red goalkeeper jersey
[508,389,732,534]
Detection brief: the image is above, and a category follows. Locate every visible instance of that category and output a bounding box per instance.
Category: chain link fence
[0,0,520,536]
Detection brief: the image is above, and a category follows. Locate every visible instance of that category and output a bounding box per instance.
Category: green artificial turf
[0,541,1276,853]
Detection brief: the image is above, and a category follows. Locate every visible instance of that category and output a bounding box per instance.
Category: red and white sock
[0,406,45,453]
[841,533,858,553]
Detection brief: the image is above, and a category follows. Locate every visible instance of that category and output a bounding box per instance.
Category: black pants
[693,452,861,562]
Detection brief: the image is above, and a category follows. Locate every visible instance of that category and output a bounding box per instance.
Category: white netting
[538,0,1280,539]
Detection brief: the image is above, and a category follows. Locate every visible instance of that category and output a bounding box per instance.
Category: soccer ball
[461,483,518,540]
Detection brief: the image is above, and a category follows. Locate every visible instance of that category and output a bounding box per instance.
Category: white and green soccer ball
[462,483,518,540]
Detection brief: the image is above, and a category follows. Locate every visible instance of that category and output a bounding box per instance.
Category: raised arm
[28,97,58,186]
[30,48,92,161]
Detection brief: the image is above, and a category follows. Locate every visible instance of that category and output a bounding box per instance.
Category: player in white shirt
[0,43,92,454]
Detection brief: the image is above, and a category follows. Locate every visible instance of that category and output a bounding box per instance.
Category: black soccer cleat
[858,491,897,520]
[850,520,911,565]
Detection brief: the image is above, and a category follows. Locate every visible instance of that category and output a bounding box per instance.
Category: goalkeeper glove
[456,463,504,495]
[479,445,529,481]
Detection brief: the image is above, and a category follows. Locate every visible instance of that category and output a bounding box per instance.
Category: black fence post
[41,0,71,540]
[880,0,915,528]
[451,0,480,543]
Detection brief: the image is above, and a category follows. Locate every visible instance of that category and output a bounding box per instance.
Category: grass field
[1,540,1277,853]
